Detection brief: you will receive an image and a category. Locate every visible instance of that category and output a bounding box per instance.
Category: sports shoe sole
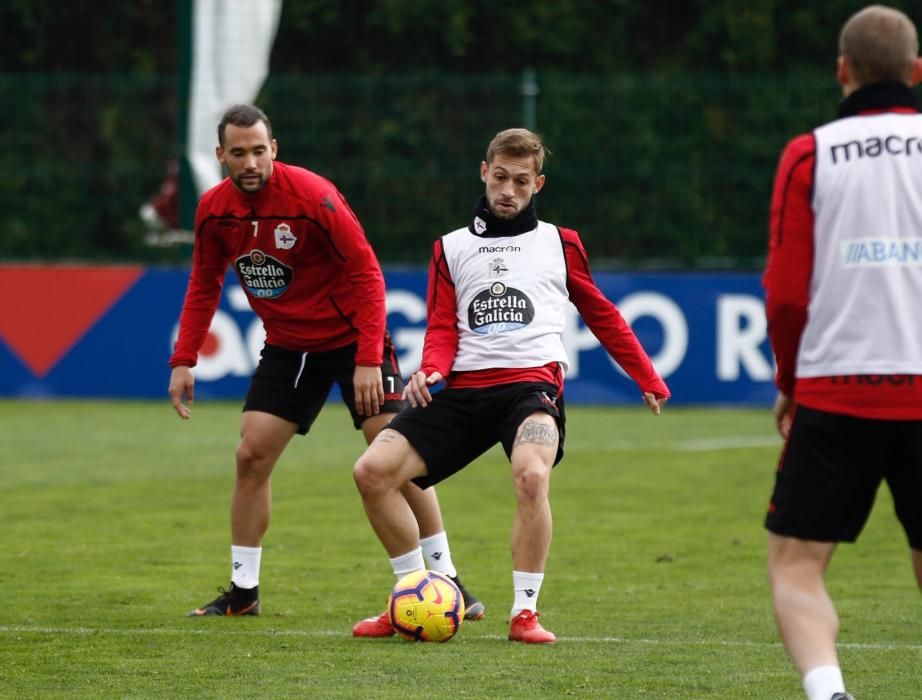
[463,600,485,620]
[186,600,260,617]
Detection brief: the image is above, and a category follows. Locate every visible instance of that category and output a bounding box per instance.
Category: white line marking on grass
[2,625,920,651]
[676,436,780,451]
[0,625,338,638]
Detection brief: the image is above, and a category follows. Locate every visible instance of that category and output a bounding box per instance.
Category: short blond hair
[485,128,550,174]
[839,4,919,85]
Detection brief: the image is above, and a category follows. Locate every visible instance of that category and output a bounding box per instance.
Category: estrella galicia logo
[235,249,293,299]
[468,281,535,334]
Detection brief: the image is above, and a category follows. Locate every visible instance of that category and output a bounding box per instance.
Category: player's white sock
[230,545,261,589]
[420,531,457,578]
[802,665,845,700]
[390,547,425,579]
[511,570,544,617]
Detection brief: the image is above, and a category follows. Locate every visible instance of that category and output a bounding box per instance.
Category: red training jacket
[170,161,386,368]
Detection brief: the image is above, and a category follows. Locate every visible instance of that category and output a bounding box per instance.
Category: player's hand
[168,365,195,419]
[773,392,793,440]
[354,365,385,417]
[643,392,667,416]
[403,370,443,408]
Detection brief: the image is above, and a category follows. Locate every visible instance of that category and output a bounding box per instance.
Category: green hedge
[5,1,912,268]
[0,70,840,268]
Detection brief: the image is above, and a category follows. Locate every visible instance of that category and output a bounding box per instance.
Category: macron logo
[478,245,521,254]
[430,552,443,561]
[233,562,243,570]
[524,589,536,598]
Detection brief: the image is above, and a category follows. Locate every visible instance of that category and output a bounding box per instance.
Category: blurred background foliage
[2,0,919,267]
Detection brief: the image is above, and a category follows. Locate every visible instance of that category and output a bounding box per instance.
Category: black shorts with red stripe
[765,404,922,548]
[243,335,407,434]
[386,381,566,489]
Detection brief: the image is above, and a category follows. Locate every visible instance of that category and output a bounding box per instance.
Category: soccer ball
[387,570,465,642]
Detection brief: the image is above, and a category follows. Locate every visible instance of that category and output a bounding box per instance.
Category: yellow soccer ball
[387,570,465,642]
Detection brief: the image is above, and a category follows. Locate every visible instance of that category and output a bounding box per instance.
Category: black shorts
[243,336,407,434]
[765,404,922,548]
[386,381,566,489]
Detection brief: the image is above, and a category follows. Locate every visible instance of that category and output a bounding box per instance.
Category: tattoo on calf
[514,420,558,447]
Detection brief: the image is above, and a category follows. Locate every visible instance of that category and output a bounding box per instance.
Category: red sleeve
[761,133,815,396]
[169,196,233,368]
[562,229,670,399]
[420,238,459,376]
[316,186,386,366]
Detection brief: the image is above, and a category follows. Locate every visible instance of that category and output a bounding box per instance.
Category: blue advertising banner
[0,266,775,405]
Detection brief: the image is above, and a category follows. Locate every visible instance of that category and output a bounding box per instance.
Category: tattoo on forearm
[514,420,558,447]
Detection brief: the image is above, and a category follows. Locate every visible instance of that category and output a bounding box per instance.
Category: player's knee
[767,545,829,591]
[353,451,397,498]
[512,463,550,503]
[235,440,274,479]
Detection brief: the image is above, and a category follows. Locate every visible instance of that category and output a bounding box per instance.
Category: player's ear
[909,56,922,86]
[216,146,226,164]
[480,161,488,183]
[837,55,850,88]
[271,139,279,160]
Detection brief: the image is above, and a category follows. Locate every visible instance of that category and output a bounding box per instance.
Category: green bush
[1,1,911,267]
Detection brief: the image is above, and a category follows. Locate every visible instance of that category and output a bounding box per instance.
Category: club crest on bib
[489,257,508,277]
[274,223,297,250]
[468,282,535,334]
[235,249,293,299]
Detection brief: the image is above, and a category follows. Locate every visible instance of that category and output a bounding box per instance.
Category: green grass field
[1,400,919,698]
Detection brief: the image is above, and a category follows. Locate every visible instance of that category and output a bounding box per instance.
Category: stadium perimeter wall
[0,265,774,405]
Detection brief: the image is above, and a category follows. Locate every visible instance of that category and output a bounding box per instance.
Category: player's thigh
[498,383,565,472]
[336,335,408,429]
[245,344,331,434]
[386,392,498,488]
[238,410,299,468]
[884,419,922,550]
[766,406,881,542]
[361,411,397,445]
[767,532,837,572]
[509,410,559,477]
[358,427,428,485]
